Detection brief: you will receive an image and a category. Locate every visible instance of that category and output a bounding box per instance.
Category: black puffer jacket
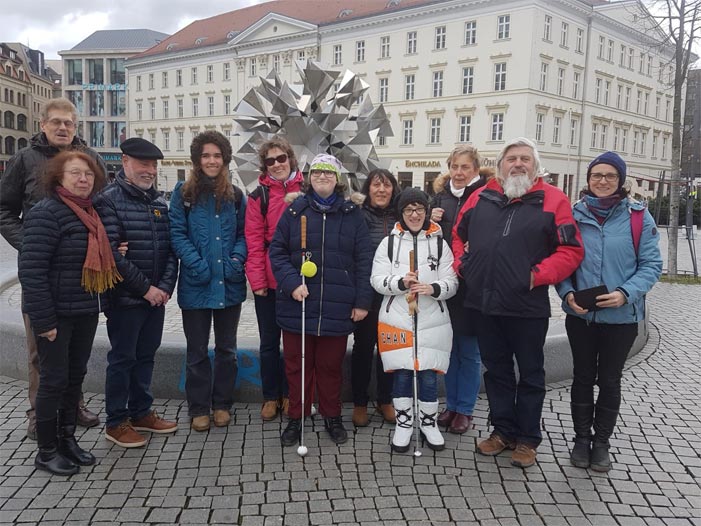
[18,196,108,334]
[430,173,487,247]
[0,133,106,251]
[93,170,178,309]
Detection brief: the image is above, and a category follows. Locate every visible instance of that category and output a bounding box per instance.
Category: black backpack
[249,185,270,218]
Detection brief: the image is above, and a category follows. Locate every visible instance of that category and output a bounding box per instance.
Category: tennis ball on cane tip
[297,445,308,457]
[301,260,317,278]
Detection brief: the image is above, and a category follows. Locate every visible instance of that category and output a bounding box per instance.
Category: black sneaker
[590,442,611,472]
[281,419,301,447]
[569,437,591,468]
[324,416,348,445]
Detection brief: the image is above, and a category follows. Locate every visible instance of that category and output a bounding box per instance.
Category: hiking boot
[281,418,301,446]
[448,413,473,435]
[131,410,177,434]
[35,446,79,476]
[324,416,348,445]
[590,442,612,472]
[191,416,210,432]
[105,422,147,448]
[77,403,100,428]
[476,432,516,456]
[511,443,537,468]
[280,397,290,417]
[437,409,456,429]
[261,400,279,421]
[213,410,231,427]
[352,406,369,427]
[570,436,592,468]
[419,401,444,451]
[391,398,413,453]
[377,403,395,423]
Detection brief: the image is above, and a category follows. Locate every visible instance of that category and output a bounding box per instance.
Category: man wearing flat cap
[94,137,179,448]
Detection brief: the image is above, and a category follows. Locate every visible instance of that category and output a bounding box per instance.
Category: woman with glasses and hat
[557,151,662,472]
[269,153,374,447]
[245,137,304,421]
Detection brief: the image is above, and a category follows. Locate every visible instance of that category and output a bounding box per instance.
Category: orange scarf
[56,186,122,293]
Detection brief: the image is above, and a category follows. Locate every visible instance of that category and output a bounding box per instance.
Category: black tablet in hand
[573,285,608,311]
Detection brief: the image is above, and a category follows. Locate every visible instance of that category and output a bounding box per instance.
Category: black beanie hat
[587,151,627,187]
[397,188,430,231]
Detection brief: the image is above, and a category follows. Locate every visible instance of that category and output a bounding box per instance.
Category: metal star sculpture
[232,60,393,191]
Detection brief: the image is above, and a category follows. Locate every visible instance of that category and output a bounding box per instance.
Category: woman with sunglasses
[245,137,304,421]
[556,151,661,472]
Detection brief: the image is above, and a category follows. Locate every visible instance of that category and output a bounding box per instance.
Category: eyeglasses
[47,118,76,129]
[403,207,426,217]
[264,154,288,167]
[590,172,619,182]
[310,170,337,179]
[64,169,95,179]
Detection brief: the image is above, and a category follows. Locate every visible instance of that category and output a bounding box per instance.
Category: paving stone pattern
[0,283,699,525]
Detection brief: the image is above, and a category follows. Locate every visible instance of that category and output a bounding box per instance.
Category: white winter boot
[391,398,413,453]
[419,400,445,451]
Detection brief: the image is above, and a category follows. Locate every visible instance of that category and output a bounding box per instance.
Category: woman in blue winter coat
[557,151,662,472]
[169,131,247,432]
[269,153,374,448]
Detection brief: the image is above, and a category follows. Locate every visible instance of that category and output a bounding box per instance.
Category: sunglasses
[264,154,288,167]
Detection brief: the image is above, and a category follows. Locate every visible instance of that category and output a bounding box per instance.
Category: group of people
[0,97,662,478]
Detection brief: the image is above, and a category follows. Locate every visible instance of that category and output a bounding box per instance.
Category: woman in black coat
[19,151,119,476]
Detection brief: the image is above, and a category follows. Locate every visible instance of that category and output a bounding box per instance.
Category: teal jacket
[556,197,662,324]
[169,181,247,309]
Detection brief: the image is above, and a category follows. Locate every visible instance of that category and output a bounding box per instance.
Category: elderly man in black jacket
[0,97,104,439]
[94,138,178,448]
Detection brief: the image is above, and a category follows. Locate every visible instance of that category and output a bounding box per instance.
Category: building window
[464,20,477,45]
[604,80,611,106]
[639,53,645,73]
[273,54,280,72]
[573,71,580,99]
[544,15,552,41]
[379,78,389,103]
[87,59,104,84]
[407,31,417,54]
[647,55,652,76]
[223,62,230,81]
[491,113,504,141]
[620,45,626,67]
[249,58,256,77]
[557,68,565,96]
[208,96,214,116]
[462,66,474,95]
[643,92,650,115]
[459,115,471,142]
[628,47,634,69]
[148,73,154,90]
[560,23,569,48]
[600,125,607,149]
[429,117,441,144]
[402,119,414,145]
[570,118,578,146]
[553,116,561,144]
[432,71,444,97]
[625,86,631,111]
[191,67,198,85]
[162,100,169,119]
[207,64,214,82]
[177,99,184,118]
[613,126,620,151]
[149,101,155,120]
[497,15,510,39]
[535,112,545,142]
[66,59,83,85]
[595,78,602,104]
[162,72,168,88]
[494,63,507,91]
[380,36,390,58]
[655,96,661,118]
[297,50,305,60]
[136,75,142,92]
[435,26,446,49]
[333,44,342,65]
[652,133,658,157]
[192,97,199,117]
[356,41,365,62]
[576,28,584,53]
[136,102,142,121]
[636,90,642,113]
[176,69,182,87]
[405,74,415,100]
[378,134,386,147]
[621,128,628,151]
[224,94,231,115]
[641,131,647,155]
[633,130,640,154]
[665,99,671,121]
[598,36,605,59]
[177,130,184,151]
[539,62,548,91]
[607,39,614,62]
[591,123,598,149]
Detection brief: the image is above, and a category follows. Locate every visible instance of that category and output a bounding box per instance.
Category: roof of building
[67,29,170,52]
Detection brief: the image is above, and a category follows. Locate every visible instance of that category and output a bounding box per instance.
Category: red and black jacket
[451,177,583,318]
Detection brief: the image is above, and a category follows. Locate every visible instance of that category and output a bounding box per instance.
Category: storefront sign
[405,160,441,168]
[100,153,123,161]
[81,83,128,91]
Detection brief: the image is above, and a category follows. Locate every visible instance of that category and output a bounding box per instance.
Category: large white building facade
[125,0,678,200]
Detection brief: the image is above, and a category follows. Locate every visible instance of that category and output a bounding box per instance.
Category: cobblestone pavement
[0,282,699,525]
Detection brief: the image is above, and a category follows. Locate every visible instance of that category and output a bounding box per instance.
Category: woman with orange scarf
[19,151,120,476]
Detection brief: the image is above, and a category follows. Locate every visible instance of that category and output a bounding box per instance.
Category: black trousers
[565,315,638,412]
[35,315,98,425]
[351,309,393,406]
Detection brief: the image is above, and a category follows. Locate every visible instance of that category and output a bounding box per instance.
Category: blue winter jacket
[169,181,247,309]
[556,197,662,324]
[269,193,374,337]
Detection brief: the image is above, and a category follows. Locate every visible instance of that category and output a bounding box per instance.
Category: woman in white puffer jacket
[371,188,457,452]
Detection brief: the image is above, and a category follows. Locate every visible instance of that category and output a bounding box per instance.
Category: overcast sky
[3,0,264,59]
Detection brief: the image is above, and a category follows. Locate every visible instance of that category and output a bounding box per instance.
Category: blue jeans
[476,312,548,447]
[393,370,438,402]
[254,289,287,400]
[182,305,240,417]
[444,334,481,415]
[105,305,164,428]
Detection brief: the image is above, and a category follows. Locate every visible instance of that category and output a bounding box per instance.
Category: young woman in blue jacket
[169,131,247,432]
[557,151,662,472]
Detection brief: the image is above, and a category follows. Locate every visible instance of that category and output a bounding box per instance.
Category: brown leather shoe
[437,409,456,428]
[131,410,177,434]
[191,415,210,432]
[477,432,516,456]
[77,403,100,428]
[280,397,289,416]
[352,406,369,427]
[511,443,537,468]
[213,410,231,427]
[261,400,279,421]
[106,422,147,448]
[448,413,473,434]
[378,403,396,423]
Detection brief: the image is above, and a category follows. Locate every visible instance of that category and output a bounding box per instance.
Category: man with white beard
[450,137,584,468]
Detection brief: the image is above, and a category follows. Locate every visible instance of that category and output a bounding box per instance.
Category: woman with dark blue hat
[556,151,662,472]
